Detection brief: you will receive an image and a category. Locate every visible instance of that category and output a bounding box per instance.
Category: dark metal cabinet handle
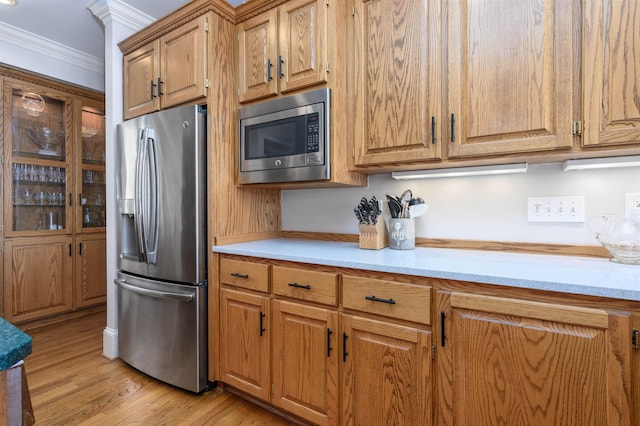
[79,242,83,256]
[431,116,436,144]
[267,59,273,81]
[150,80,157,99]
[69,193,73,206]
[288,282,311,290]
[450,113,455,142]
[441,312,446,346]
[230,272,249,279]
[365,295,396,305]
[327,328,333,357]
[157,77,163,97]
[69,244,72,257]
[278,55,284,78]
[259,311,266,337]
[342,333,349,362]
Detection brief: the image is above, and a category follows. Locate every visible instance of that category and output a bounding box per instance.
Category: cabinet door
[446,0,574,157]
[77,99,105,233]
[5,81,71,237]
[160,14,208,109]
[278,0,328,94]
[353,0,440,166]
[272,299,338,425]
[583,0,640,147]
[238,9,278,103]
[75,235,106,308]
[3,236,73,322]
[341,314,432,426]
[436,292,633,426]
[219,288,270,401]
[123,40,160,120]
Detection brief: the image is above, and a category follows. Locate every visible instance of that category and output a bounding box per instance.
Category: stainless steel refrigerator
[115,104,208,393]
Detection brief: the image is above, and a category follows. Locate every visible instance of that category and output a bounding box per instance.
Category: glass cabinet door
[7,85,70,234]
[79,106,106,231]
[11,89,67,161]
[12,163,67,232]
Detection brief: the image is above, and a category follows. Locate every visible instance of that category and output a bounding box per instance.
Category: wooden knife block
[358,220,388,250]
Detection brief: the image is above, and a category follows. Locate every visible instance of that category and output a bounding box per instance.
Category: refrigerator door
[116,105,206,284]
[146,105,206,284]
[116,272,208,393]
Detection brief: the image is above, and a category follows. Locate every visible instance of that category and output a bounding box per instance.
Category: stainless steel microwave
[238,88,330,184]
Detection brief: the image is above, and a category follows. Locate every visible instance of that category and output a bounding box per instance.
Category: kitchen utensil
[359,204,370,224]
[409,203,429,218]
[354,207,364,224]
[400,189,412,218]
[590,214,640,264]
[385,194,402,218]
[368,198,380,224]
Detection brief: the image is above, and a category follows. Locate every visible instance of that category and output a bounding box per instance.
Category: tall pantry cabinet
[0,68,106,322]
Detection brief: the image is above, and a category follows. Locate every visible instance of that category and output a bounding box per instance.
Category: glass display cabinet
[7,85,71,236]
[78,104,106,232]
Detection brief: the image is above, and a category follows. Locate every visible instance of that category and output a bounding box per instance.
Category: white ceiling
[0,0,246,60]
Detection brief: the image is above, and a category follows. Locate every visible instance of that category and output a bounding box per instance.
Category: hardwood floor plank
[20,311,297,425]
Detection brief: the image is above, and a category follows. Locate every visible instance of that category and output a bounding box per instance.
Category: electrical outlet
[527,196,585,223]
[625,192,640,216]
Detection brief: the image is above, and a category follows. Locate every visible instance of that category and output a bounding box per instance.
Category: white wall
[282,163,640,246]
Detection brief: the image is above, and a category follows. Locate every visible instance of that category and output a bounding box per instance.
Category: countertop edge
[212,239,640,302]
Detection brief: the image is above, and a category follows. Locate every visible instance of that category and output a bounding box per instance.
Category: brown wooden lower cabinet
[216,255,638,425]
[340,314,432,426]
[3,236,74,322]
[272,299,338,425]
[436,291,634,426]
[75,235,106,308]
[219,287,271,401]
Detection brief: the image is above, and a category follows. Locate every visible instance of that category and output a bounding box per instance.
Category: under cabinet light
[563,155,640,171]
[391,163,528,180]
[0,0,16,5]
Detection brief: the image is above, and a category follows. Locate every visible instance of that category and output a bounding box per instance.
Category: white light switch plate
[527,196,585,223]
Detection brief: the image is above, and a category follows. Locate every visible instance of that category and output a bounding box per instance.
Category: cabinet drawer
[220,258,269,292]
[342,276,431,325]
[272,266,338,306]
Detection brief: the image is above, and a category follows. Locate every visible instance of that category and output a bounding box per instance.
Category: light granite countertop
[212,238,640,302]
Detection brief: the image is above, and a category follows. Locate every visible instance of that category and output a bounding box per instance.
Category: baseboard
[102,327,118,360]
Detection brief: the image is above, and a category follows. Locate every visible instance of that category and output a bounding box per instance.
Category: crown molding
[0,21,104,74]
[88,0,154,32]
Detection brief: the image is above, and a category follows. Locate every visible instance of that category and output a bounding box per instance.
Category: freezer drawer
[116,272,208,393]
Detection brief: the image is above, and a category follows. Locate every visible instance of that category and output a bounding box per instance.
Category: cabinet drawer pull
[365,295,396,305]
[230,272,249,279]
[259,311,266,337]
[288,282,311,290]
[450,113,455,142]
[342,332,349,362]
[278,55,284,78]
[150,80,157,99]
[267,59,273,81]
[431,116,436,144]
[327,328,333,357]
[441,312,446,347]
[157,77,163,97]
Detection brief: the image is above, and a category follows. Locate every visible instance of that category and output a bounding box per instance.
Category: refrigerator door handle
[114,278,194,302]
[134,127,148,262]
[145,129,159,264]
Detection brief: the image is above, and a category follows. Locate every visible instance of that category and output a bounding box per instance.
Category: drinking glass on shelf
[84,170,93,184]
[22,188,31,205]
[35,191,46,205]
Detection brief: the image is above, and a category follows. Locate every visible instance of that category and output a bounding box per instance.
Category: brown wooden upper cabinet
[582,0,640,147]
[353,0,575,166]
[238,0,328,103]
[353,0,441,165]
[123,14,209,120]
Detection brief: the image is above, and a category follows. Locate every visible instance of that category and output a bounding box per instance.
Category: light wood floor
[22,310,296,425]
